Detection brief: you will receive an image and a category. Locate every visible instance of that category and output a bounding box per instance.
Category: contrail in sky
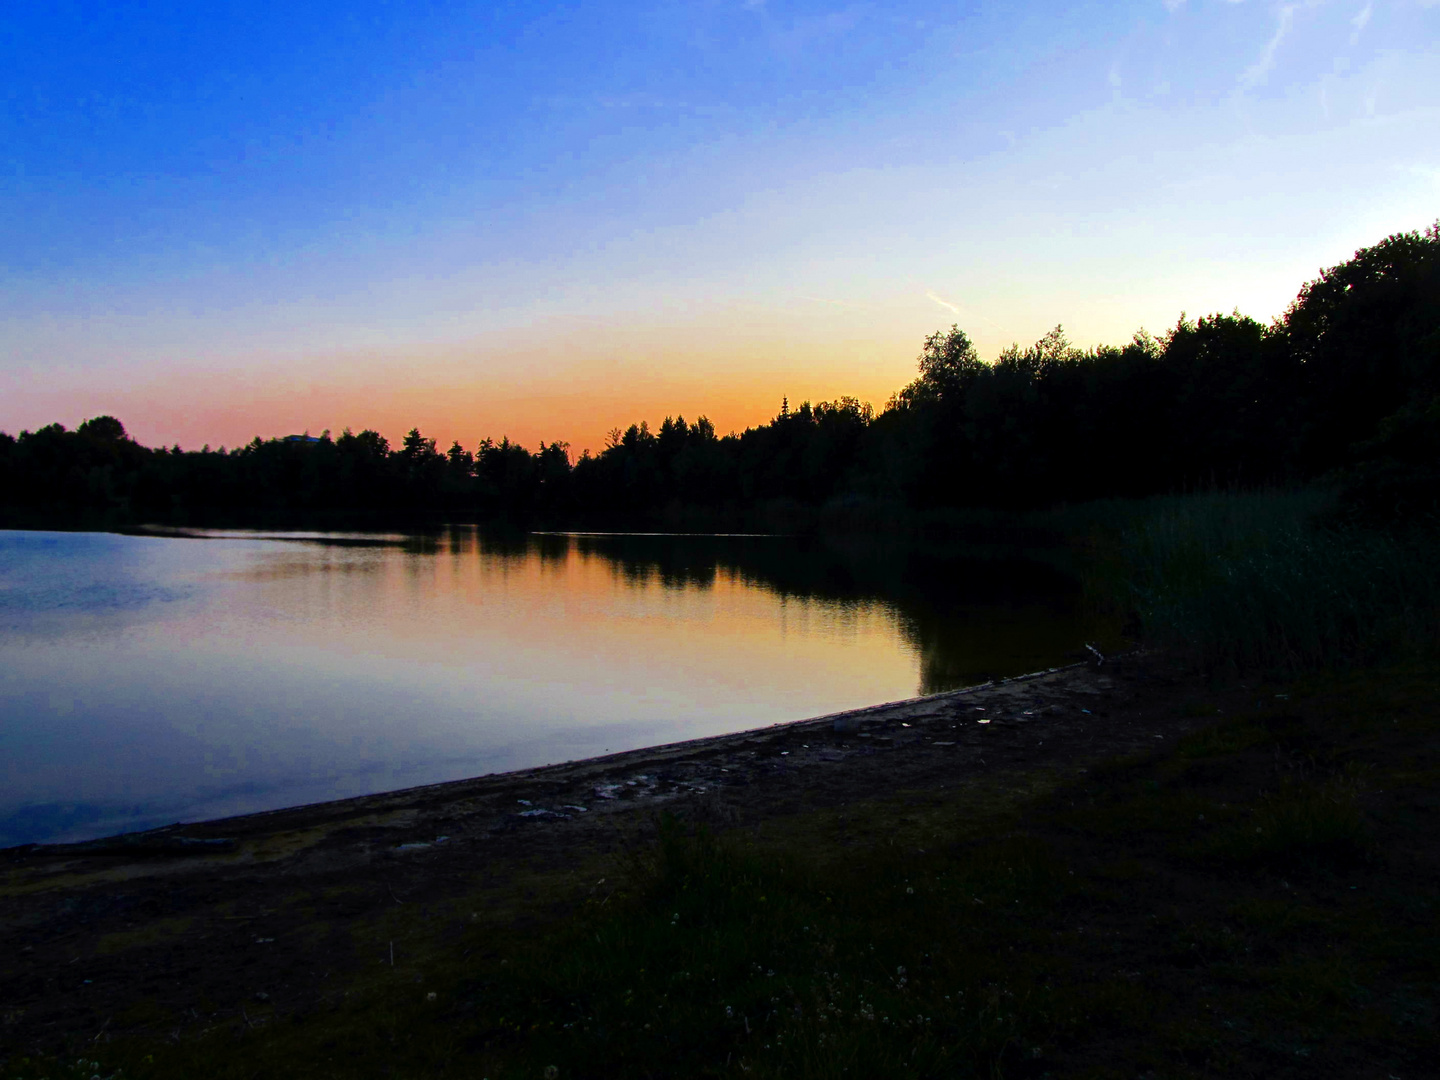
[926,291,1001,329]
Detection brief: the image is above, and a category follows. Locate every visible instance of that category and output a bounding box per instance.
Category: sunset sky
[2,1,1437,456]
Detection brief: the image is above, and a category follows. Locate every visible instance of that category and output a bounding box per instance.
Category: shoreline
[4,648,1244,1059]
[8,658,1096,860]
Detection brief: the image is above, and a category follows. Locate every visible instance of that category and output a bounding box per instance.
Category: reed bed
[1104,489,1440,674]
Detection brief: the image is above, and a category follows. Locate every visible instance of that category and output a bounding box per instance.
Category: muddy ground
[1,653,1256,1054]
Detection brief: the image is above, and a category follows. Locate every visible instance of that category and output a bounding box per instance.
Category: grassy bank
[6,661,1438,1079]
[1077,488,1440,675]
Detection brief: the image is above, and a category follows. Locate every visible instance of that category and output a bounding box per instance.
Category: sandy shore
[2,650,1233,1052]
[10,656,1128,863]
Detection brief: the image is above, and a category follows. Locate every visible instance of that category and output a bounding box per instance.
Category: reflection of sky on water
[0,528,1091,845]
[0,531,193,630]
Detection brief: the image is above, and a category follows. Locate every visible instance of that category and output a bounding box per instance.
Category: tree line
[3,222,1437,528]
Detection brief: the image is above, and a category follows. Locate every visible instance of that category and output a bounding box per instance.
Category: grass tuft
[1197,777,1374,874]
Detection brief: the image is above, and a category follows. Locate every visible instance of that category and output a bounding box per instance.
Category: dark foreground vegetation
[2,223,1437,528]
[4,660,1438,1079]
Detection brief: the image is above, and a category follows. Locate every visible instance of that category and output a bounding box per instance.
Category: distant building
[283,434,323,444]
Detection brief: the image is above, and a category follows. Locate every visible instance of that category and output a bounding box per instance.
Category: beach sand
[3,651,1233,1052]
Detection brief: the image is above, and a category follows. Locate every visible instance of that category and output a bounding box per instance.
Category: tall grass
[1102,489,1440,674]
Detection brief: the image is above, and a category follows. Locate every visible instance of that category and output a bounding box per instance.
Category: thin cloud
[926,291,961,315]
[1350,1,1373,44]
[1238,3,1298,92]
[925,292,1000,329]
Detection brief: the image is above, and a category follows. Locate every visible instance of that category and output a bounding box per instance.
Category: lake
[0,527,1095,846]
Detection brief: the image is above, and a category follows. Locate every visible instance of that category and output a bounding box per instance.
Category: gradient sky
[2,1,1437,455]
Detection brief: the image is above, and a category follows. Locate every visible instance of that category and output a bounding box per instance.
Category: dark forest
[4,223,1437,530]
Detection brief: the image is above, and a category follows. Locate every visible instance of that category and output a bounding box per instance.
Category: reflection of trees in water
[500,530,1092,692]
[269,526,1101,691]
[572,534,724,592]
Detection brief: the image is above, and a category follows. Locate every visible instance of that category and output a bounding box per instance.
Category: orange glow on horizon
[3,330,925,457]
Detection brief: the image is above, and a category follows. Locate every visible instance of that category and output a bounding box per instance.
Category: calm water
[0,527,1093,846]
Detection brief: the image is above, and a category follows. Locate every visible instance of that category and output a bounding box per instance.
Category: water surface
[0,527,1092,845]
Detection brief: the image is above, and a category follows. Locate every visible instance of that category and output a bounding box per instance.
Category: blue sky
[2,0,1437,452]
